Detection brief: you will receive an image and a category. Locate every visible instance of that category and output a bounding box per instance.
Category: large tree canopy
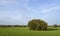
[28,19,48,30]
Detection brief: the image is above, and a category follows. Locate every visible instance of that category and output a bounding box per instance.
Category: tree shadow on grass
[46,28,59,31]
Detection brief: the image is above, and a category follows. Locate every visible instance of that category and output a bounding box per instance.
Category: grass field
[0,27,60,36]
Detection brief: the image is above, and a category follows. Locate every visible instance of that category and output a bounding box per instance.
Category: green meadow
[0,27,60,36]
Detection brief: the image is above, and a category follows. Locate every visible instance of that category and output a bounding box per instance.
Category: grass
[0,27,60,36]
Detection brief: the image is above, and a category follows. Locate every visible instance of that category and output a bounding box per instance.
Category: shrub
[53,24,58,28]
[28,19,48,30]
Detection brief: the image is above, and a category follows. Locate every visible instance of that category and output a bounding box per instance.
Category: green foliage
[28,19,48,30]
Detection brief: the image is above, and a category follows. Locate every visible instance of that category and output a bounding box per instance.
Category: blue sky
[0,0,60,25]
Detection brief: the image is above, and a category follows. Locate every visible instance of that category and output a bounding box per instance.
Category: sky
[0,0,60,25]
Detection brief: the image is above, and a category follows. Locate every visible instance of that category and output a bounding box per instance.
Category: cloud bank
[0,0,60,25]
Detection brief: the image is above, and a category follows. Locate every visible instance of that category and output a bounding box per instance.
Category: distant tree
[53,24,58,28]
[28,19,48,30]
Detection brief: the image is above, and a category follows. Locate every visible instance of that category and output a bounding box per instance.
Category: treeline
[48,25,60,27]
[0,25,60,27]
[0,25,27,27]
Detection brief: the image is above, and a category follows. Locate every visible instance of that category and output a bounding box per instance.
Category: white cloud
[0,10,24,25]
[0,0,18,5]
[0,0,60,25]
[0,0,30,25]
[41,6,60,13]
